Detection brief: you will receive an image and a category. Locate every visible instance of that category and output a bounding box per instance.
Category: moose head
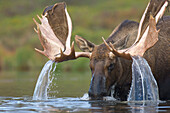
[33,0,168,100]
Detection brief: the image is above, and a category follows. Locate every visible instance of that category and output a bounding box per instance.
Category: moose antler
[103,0,168,60]
[33,2,91,62]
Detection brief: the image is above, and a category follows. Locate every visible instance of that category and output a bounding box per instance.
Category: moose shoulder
[75,16,170,100]
[34,1,169,101]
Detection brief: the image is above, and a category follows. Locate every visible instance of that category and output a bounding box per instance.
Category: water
[33,60,56,100]
[128,56,159,104]
[0,58,169,112]
[0,96,170,113]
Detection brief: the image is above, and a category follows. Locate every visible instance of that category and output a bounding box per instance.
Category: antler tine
[36,25,47,51]
[102,37,130,59]
[155,0,168,23]
[109,42,121,57]
[60,48,64,57]
[33,17,51,59]
[109,42,132,60]
[54,40,92,62]
[124,14,159,58]
[70,41,75,55]
[37,15,42,21]
[34,28,38,33]
[55,41,77,62]
[135,0,168,45]
[34,2,92,63]
[33,18,39,27]
[35,48,45,56]
[142,14,159,51]
[103,0,168,60]
[102,37,112,51]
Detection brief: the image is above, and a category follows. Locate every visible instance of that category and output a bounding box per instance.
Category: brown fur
[75,16,170,100]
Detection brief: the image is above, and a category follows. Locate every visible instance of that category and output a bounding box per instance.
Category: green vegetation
[0,0,169,72]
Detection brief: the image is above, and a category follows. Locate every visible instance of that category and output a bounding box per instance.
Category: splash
[80,93,89,100]
[128,56,159,103]
[33,60,57,100]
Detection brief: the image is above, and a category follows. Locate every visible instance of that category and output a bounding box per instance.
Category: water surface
[0,71,170,113]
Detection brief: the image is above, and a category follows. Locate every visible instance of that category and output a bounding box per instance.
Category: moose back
[33,0,170,100]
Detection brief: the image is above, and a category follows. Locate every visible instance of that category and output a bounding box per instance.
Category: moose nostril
[88,91,108,100]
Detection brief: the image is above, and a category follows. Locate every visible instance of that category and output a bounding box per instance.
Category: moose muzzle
[88,73,108,100]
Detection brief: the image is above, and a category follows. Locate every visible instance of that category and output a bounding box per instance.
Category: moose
[33,0,170,101]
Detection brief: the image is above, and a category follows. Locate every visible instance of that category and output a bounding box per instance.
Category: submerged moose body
[33,0,170,101]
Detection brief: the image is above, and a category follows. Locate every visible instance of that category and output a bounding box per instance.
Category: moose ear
[75,35,95,52]
[113,35,130,50]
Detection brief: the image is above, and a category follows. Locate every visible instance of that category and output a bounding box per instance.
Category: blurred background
[0,0,151,72]
[0,0,169,97]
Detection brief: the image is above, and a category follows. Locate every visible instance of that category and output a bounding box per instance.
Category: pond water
[0,70,170,113]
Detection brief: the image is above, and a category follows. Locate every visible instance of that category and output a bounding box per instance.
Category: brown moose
[33,0,170,100]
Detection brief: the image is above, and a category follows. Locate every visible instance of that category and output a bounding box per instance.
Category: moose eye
[108,63,114,72]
